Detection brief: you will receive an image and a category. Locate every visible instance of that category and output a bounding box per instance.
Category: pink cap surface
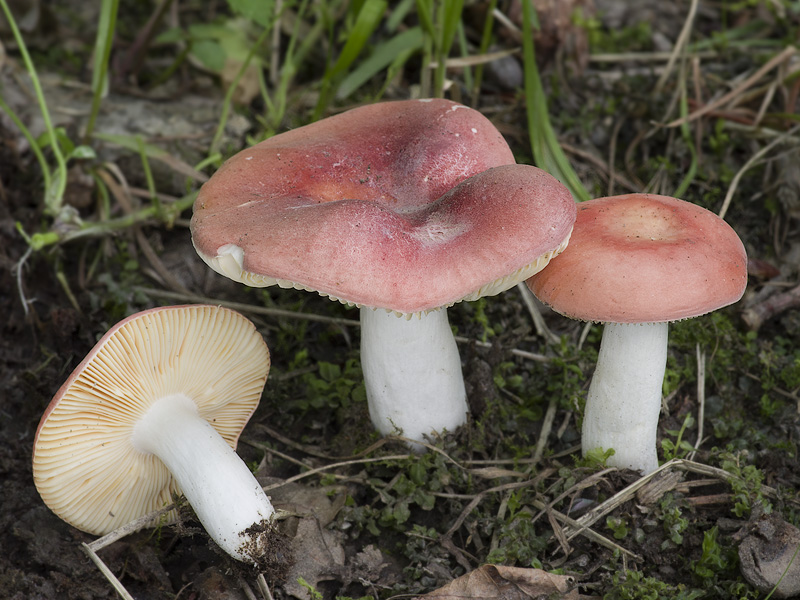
[527,194,748,323]
[191,99,576,314]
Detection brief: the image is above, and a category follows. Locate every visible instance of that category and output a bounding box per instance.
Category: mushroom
[191,99,576,446]
[32,305,277,565]
[527,194,748,473]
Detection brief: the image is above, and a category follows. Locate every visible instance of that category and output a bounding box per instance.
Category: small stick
[742,281,800,330]
[653,0,700,95]
[688,344,706,461]
[529,498,641,561]
[517,282,559,345]
[685,493,733,506]
[86,504,176,552]
[257,574,275,600]
[665,46,798,128]
[133,286,554,362]
[718,124,800,219]
[81,543,136,600]
[530,398,558,467]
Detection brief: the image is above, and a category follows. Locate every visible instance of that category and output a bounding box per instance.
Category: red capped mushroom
[527,194,747,473]
[191,99,576,446]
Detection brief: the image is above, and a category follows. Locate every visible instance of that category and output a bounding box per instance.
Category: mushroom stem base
[131,393,274,563]
[582,322,668,474]
[360,307,468,448]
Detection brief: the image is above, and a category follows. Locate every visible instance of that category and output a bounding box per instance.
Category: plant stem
[84,0,120,143]
[0,0,68,213]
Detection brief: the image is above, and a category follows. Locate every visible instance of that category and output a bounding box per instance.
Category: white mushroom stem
[582,322,668,474]
[131,394,274,563]
[360,307,468,448]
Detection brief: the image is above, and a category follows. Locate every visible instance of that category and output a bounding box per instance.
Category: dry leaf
[220,57,261,106]
[738,512,800,599]
[415,564,589,599]
[282,516,346,599]
[260,478,349,599]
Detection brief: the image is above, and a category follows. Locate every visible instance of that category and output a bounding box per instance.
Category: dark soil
[2,1,800,599]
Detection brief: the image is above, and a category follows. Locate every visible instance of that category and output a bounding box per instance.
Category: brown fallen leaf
[415,564,592,599]
[282,514,347,599]
[256,476,350,599]
[738,512,800,599]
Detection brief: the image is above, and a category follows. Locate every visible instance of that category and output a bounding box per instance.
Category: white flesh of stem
[582,321,669,474]
[360,307,468,448]
[131,394,274,563]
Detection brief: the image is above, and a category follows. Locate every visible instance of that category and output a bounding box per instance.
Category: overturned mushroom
[33,305,277,565]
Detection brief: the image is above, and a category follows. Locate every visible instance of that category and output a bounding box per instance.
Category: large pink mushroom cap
[528,193,748,323]
[191,99,576,314]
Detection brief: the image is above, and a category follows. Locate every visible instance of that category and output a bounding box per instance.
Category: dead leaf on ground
[414,564,594,599]
[737,511,800,599]
[282,516,346,600]
[258,477,352,599]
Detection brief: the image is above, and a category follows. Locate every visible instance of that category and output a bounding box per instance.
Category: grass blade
[83,0,120,143]
[520,0,590,202]
[337,27,423,99]
[314,0,388,118]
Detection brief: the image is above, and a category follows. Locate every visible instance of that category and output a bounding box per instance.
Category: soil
[2,1,800,599]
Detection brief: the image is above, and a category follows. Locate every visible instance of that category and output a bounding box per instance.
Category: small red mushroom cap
[191,99,576,314]
[527,194,748,323]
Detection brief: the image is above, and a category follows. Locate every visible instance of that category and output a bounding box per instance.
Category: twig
[439,48,519,69]
[665,45,798,129]
[132,286,554,362]
[590,50,720,63]
[240,578,259,600]
[718,124,800,219]
[97,166,192,295]
[563,462,683,543]
[517,282,559,345]
[742,280,800,330]
[257,573,274,600]
[81,504,175,600]
[560,142,639,193]
[743,372,800,410]
[688,344,706,461]
[653,0,699,95]
[529,498,641,561]
[530,468,616,527]
[259,454,413,492]
[444,477,547,538]
[81,543,137,600]
[270,0,283,88]
[671,459,794,503]
[530,398,558,467]
[606,117,624,197]
[133,286,362,326]
[86,504,177,552]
